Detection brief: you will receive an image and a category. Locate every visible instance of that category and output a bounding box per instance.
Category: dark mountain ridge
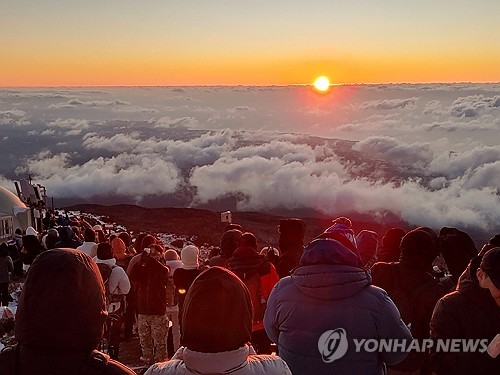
[64,203,409,248]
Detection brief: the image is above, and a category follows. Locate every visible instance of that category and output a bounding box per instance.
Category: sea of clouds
[1,84,499,236]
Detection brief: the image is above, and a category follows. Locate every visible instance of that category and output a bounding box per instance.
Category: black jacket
[0,248,135,374]
[21,235,44,265]
[276,243,303,278]
[173,267,204,314]
[429,259,500,375]
[371,261,448,371]
[130,253,169,315]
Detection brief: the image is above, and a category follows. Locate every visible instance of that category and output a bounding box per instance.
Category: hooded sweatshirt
[264,238,412,375]
[0,248,135,374]
[144,267,291,375]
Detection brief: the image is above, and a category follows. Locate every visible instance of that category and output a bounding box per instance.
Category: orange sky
[1,1,499,86]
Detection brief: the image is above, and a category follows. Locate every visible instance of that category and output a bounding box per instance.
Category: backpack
[97,263,122,313]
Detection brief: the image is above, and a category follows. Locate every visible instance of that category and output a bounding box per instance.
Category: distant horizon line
[1,81,499,89]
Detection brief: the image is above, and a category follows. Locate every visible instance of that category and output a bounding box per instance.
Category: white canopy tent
[0,186,31,231]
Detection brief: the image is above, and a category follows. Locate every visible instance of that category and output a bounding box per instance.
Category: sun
[313,76,331,92]
[313,76,330,92]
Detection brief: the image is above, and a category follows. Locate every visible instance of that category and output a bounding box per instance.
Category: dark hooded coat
[0,248,135,374]
[130,252,170,315]
[371,228,448,371]
[429,257,500,375]
[55,226,83,249]
[21,234,44,265]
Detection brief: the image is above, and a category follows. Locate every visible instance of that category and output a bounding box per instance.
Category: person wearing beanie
[277,218,307,278]
[356,229,379,268]
[209,229,243,267]
[173,246,206,335]
[371,228,449,373]
[0,249,135,374]
[164,249,182,357]
[430,248,500,375]
[77,228,98,258]
[264,237,412,375]
[180,245,199,270]
[94,242,131,359]
[315,217,361,260]
[111,237,131,269]
[227,232,279,354]
[130,244,170,365]
[144,267,292,375]
[377,227,406,263]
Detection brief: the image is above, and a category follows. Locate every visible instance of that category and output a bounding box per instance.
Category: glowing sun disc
[313,76,330,92]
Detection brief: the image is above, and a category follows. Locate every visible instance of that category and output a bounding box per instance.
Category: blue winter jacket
[264,238,412,375]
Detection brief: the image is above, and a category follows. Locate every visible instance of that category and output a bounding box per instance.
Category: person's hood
[227,245,268,280]
[58,226,75,241]
[220,229,242,258]
[171,345,255,374]
[15,248,107,351]
[299,238,363,268]
[94,257,117,267]
[399,228,438,271]
[25,227,38,236]
[278,218,306,248]
[292,264,371,301]
[293,238,369,300]
[356,230,378,267]
[439,227,477,281]
[182,267,252,353]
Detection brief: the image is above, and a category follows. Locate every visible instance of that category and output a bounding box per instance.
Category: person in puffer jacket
[144,266,292,375]
[264,235,413,375]
[0,248,135,374]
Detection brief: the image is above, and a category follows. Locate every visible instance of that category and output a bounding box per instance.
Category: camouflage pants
[137,314,168,363]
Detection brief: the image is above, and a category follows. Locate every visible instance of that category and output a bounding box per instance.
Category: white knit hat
[25,227,38,236]
[92,225,103,231]
[181,245,199,270]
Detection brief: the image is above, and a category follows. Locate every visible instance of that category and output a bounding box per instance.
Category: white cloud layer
[1,84,500,236]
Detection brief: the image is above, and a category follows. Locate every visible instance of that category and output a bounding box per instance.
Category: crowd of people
[0,211,498,375]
